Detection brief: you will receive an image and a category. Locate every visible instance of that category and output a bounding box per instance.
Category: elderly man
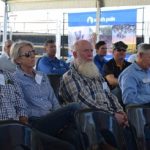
[119,43,150,105]
[0,40,16,72]
[0,69,28,123]
[59,40,128,126]
[59,40,138,149]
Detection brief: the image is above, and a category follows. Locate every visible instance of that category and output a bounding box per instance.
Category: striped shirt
[59,65,123,114]
[0,70,27,120]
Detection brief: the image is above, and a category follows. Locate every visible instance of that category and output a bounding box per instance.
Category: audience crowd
[0,37,149,150]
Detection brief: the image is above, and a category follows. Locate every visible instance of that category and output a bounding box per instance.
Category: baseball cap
[113,41,128,51]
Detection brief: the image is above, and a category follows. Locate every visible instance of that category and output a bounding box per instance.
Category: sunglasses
[19,50,36,57]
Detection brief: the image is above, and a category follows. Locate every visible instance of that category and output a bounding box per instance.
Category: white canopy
[1,0,150,55]
[2,0,150,11]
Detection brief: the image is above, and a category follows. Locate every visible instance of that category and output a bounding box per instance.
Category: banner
[68,9,137,55]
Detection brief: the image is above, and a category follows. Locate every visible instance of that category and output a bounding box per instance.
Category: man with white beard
[59,40,138,150]
[59,40,137,150]
[59,39,128,125]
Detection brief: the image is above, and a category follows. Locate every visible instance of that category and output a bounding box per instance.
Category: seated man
[59,39,128,126]
[36,39,69,75]
[119,43,150,105]
[103,41,131,105]
[59,40,136,149]
[0,40,16,72]
[0,69,27,123]
[94,40,107,75]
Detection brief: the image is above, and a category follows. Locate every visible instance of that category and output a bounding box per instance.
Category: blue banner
[68,9,137,27]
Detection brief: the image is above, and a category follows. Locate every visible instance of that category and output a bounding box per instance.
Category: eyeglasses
[19,50,36,57]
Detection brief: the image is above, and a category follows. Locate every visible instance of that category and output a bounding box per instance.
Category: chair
[126,104,150,150]
[35,57,42,70]
[47,74,62,98]
[75,109,127,150]
[0,120,45,150]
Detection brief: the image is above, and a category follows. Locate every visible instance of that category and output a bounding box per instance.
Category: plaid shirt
[59,65,123,114]
[0,70,27,120]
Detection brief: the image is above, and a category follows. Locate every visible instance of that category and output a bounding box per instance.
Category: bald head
[72,40,99,78]
[72,40,93,62]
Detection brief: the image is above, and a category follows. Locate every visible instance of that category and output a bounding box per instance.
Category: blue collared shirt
[36,55,69,75]
[0,70,27,120]
[94,54,107,75]
[119,62,150,105]
[14,67,60,117]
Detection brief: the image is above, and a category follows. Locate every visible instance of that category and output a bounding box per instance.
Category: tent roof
[2,0,150,11]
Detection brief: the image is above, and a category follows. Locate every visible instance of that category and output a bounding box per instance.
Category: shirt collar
[45,54,57,61]
[16,66,37,77]
[133,62,149,72]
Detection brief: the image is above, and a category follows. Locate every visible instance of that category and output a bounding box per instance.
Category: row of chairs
[76,105,150,150]
[0,120,46,150]
[1,105,149,150]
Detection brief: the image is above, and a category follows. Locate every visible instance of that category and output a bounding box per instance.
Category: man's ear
[139,52,143,57]
[73,51,77,58]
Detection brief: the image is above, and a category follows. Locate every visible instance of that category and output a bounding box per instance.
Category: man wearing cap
[103,41,131,106]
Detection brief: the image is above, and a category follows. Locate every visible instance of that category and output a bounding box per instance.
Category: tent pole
[2,0,8,51]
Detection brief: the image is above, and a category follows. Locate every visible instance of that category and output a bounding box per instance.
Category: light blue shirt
[0,52,16,73]
[14,67,60,117]
[119,62,150,105]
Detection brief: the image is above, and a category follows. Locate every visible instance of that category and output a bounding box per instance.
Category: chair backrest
[126,104,150,150]
[0,120,44,150]
[75,109,127,150]
[35,57,42,70]
[47,74,62,98]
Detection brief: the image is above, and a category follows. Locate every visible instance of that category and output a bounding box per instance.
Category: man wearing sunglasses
[103,41,131,107]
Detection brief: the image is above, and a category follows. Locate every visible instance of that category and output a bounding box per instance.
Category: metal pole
[62,13,65,52]
[142,7,144,43]
[2,1,8,51]
[96,0,100,42]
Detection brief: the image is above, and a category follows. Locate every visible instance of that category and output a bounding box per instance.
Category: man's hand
[19,116,28,124]
[114,111,129,127]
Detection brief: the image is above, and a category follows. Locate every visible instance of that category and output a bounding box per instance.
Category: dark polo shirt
[103,58,131,89]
